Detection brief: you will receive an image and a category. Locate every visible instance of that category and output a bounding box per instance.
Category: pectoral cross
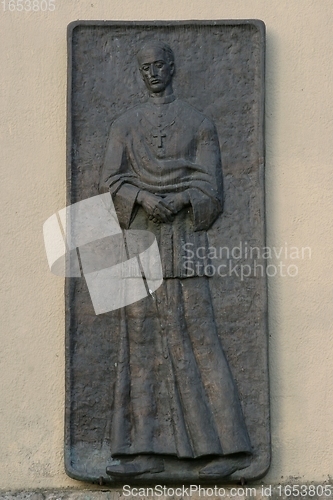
[153,130,166,148]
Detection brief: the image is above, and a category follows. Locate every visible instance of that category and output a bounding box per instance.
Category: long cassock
[100,93,252,459]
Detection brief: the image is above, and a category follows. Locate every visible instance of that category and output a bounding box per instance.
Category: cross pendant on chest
[153,129,166,148]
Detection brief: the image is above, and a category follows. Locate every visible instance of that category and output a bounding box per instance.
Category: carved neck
[149,94,176,105]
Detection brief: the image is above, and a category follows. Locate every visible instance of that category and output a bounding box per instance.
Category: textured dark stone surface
[66,21,267,484]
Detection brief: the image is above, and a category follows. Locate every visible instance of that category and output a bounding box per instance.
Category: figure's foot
[106,456,164,477]
[199,456,251,479]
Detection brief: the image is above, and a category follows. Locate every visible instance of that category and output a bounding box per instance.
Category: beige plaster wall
[1,0,332,489]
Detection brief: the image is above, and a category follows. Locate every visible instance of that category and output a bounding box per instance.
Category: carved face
[139,47,174,93]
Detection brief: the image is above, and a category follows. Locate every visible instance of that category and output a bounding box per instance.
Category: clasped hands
[137,190,190,224]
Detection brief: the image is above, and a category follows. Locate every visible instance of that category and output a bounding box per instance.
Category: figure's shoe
[106,456,164,477]
[199,456,251,479]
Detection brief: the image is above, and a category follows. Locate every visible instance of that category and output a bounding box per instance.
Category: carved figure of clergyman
[100,41,252,479]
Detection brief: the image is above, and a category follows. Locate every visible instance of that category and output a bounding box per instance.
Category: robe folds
[100,95,252,458]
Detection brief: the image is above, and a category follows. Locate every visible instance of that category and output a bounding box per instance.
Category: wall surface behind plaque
[0,0,333,490]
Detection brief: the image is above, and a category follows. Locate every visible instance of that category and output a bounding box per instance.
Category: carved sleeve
[188,118,223,231]
[100,120,140,229]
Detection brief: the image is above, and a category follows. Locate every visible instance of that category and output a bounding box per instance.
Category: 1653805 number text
[2,0,55,11]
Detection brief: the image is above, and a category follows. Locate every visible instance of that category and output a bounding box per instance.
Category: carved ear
[169,62,175,75]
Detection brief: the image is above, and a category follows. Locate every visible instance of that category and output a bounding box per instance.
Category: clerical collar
[149,94,176,105]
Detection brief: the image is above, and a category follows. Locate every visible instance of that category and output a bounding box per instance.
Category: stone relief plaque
[65,20,268,484]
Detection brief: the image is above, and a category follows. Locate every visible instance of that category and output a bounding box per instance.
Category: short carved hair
[137,42,175,65]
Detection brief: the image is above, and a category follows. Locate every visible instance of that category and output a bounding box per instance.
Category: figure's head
[137,42,175,94]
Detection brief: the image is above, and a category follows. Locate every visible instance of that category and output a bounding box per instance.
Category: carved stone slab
[66,20,268,484]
